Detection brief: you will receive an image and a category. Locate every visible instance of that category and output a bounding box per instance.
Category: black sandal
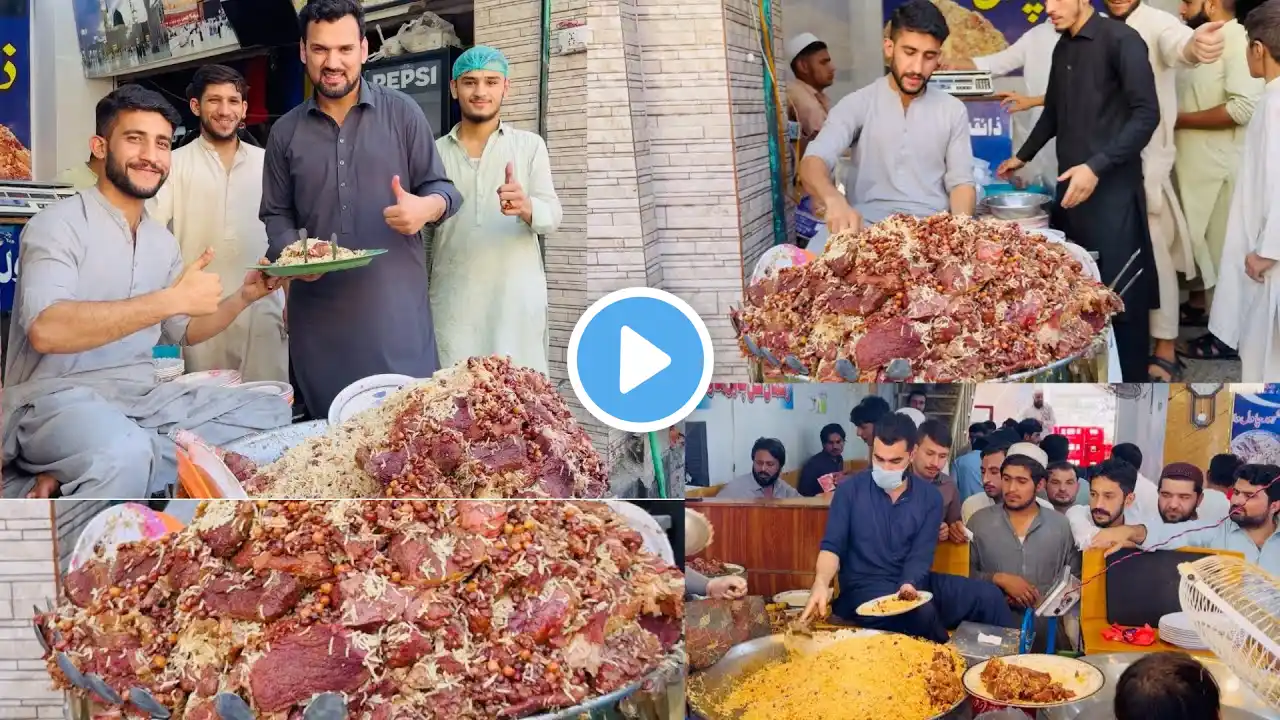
[1177,332,1239,361]
[1180,302,1208,327]
[1148,355,1183,382]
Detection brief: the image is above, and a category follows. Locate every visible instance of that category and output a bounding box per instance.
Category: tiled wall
[0,502,64,720]
[475,0,596,443]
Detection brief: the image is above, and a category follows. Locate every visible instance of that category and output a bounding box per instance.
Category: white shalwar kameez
[147,136,288,382]
[1208,78,1280,381]
[430,123,561,375]
[1124,3,1199,340]
[973,20,1060,188]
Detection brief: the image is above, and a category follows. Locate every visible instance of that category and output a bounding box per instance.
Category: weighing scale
[0,180,77,216]
[928,70,995,97]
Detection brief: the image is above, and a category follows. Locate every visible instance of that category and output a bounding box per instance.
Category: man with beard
[800,413,1012,643]
[798,0,975,233]
[260,0,461,416]
[784,33,836,146]
[1064,458,1152,549]
[850,394,892,448]
[1,85,290,499]
[1156,462,1229,525]
[716,437,800,499]
[962,442,1054,522]
[968,453,1076,649]
[1020,388,1057,429]
[1174,0,1264,346]
[997,0,1161,381]
[913,418,965,542]
[430,47,561,374]
[149,64,287,383]
[906,388,928,413]
[1091,463,1280,575]
[1098,0,1227,381]
[798,423,848,496]
[1046,461,1082,511]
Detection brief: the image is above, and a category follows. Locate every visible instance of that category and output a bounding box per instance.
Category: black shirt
[1017,12,1159,178]
[797,452,845,496]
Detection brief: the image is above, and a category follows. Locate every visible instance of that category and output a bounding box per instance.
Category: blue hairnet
[453,46,509,80]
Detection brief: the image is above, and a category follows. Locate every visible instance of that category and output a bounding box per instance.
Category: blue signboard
[0,223,19,312]
[966,99,1012,172]
[1229,393,1280,464]
[0,0,30,180]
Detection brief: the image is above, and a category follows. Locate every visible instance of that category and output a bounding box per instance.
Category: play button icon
[569,287,714,433]
[619,326,671,394]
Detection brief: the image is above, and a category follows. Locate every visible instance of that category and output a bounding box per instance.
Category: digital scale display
[0,182,77,216]
[928,70,995,97]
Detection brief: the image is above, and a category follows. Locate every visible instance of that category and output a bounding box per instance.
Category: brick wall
[0,501,63,720]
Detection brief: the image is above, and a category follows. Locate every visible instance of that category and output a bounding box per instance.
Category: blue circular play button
[569,287,714,433]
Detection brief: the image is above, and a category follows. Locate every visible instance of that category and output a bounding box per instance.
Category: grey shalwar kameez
[1,188,291,498]
[259,81,462,417]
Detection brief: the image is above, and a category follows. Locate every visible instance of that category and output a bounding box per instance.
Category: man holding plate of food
[260,0,462,416]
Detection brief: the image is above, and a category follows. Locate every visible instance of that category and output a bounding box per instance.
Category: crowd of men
[787,0,1280,382]
[2,0,560,499]
[699,387,1280,652]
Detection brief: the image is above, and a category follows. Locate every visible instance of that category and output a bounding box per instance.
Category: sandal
[1177,332,1239,361]
[1179,302,1208,327]
[1148,355,1183,382]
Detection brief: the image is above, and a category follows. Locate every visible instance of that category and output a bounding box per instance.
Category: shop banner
[0,223,20,313]
[0,0,30,181]
[73,0,239,79]
[880,0,1106,70]
[967,99,1011,171]
[1229,393,1280,465]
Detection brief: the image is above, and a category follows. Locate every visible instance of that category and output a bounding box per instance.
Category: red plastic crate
[1086,428,1104,442]
[1055,426,1084,438]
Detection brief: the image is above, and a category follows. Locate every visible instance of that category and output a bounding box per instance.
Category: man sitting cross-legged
[1,85,291,499]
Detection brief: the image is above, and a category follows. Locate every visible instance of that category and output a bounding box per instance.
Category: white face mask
[871,464,906,491]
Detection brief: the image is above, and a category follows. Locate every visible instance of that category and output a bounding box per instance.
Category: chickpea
[487,660,500,673]
[152,655,167,669]
[319,583,333,595]
[502,666,516,678]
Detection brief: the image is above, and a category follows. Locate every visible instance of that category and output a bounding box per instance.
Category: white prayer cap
[786,33,825,65]
[1007,442,1049,467]
[897,407,926,428]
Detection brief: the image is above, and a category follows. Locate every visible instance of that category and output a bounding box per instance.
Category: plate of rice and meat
[856,587,934,617]
[257,237,387,277]
[963,655,1105,709]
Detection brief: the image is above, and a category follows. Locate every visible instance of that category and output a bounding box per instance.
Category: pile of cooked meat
[228,356,610,498]
[35,500,684,719]
[731,214,1124,382]
[979,658,1075,704]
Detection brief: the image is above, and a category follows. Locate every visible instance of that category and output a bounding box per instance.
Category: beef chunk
[248,624,369,712]
[65,560,109,608]
[335,572,409,629]
[200,571,303,622]
[854,317,925,371]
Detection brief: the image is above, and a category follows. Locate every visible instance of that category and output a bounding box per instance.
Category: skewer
[1116,269,1145,301]
[84,673,122,705]
[1107,249,1141,292]
[298,228,309,264]
[56,652,86,689]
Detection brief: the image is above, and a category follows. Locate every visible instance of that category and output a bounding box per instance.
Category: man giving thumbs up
[429,46,563,375]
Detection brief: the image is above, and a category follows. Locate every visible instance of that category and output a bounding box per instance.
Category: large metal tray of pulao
[1043,652,1275,720]
[686,631,970,720]
[221,419,330,465]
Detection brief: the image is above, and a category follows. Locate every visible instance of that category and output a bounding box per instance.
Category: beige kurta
[54,163,97,190]
[147,137,287,383]
[1208,78,1280,381]
[1125,4,1197,339]
[1174,19,1263,289]
[430,123,561,375]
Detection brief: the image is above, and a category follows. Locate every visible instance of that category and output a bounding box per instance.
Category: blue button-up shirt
[820,470,944,618]
[952,449,983,501]
[1143,519,1280,576]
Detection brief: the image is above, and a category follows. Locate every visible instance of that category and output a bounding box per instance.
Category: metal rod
[1116,268,1145,300]
[1108,249,1141,291]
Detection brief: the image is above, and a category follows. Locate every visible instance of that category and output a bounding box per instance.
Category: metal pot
[982,193,1053,221]
[220,419,330,465]
[1042,653,1274,720]
[686,632,971,720]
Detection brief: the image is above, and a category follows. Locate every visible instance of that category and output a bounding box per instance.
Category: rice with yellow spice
[716,633,966,720]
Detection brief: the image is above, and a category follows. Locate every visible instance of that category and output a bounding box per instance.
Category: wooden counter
[688,498,833,597]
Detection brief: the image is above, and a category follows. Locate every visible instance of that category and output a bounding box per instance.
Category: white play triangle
[619,325,671,394]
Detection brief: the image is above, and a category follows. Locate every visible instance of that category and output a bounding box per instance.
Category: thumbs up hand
[170,248,223,317]
[383,175,446,235]
[1190,20,1226,64]
[497,161,529,221]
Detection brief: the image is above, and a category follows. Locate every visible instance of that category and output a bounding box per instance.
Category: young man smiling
[430,46,562,375]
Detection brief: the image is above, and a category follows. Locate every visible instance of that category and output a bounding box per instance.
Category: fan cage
[1177,556,1280,712]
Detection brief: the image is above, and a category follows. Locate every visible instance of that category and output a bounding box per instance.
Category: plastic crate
[1055,426,1084,438]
